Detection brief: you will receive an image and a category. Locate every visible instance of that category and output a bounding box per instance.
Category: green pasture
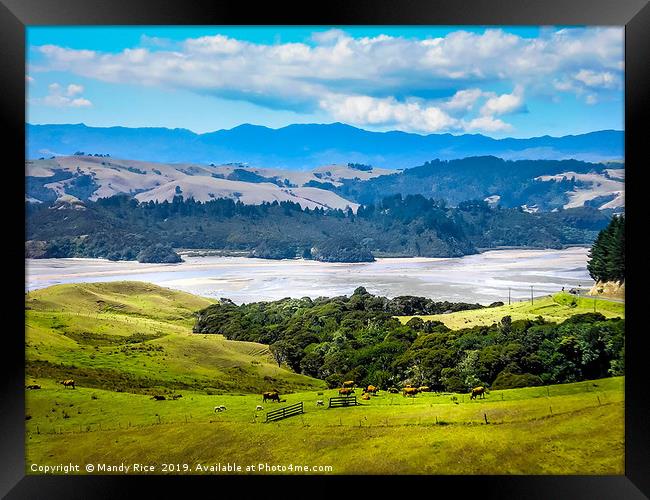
[396,292,625,330]
[25,377,624,474]
[24,283,625,475]
[25,282,325,395]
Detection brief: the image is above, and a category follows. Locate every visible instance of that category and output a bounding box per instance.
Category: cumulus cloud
[319,94,460,133]
[30,27,623,133]
[443,88,485,114]
[480,86,526,116]
[35,82,92,108]
[464,115,513,132]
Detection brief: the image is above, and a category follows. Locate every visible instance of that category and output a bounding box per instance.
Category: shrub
[492,371,543,390]
[325,373,344,389]
[136,244,182,263]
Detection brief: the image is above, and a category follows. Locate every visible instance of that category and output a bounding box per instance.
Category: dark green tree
[587,214,624,282]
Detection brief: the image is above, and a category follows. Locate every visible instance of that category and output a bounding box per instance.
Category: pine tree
[587,214,624,283]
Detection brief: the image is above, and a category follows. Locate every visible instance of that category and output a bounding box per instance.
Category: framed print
[2,0,649,497]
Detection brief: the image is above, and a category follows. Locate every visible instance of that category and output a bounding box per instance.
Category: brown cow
[361,393,371,400]
[338,388,355,396]
[470,386,486,400]
[403,387,419,397]
[262,391,281,403]
[418,386,430,393]
[342,380,355,388]
[59,379,75,389]
[363,385,379,395]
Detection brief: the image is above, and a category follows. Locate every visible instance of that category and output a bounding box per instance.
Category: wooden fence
[265,402,304,423]
[329,396,359,408]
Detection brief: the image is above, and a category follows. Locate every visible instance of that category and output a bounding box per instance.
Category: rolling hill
[333,156,625,212]
[26,153,624,213]
[25,282,325,394]
[396,292,625,330]
[25,155,376,212]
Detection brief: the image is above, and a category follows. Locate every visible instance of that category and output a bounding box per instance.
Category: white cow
[214,405,227,412]
[256,405,264,411]
[316,400,324,406]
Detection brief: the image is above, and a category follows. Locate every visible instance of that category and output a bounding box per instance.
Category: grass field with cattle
[25,282,624,475]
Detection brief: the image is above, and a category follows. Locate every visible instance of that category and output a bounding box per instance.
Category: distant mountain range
[27,123,624,170]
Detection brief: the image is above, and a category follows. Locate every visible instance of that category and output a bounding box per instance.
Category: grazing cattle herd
[38,378,492,419]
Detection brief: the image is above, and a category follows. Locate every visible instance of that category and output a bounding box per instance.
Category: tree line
[193,287,624,391]
[26,193,611,263]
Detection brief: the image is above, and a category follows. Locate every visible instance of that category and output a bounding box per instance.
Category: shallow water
[25,247,594,305]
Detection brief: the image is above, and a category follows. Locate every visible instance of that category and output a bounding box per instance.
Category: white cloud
[319,94,460,133]
[319,91,521,134]
[66,83,84,96]
[34,82,92,108]
[183,35,243,55]
[464,115,513,132]
[30,27,623,133]
[443,88,485,114]
[480,86,525,116]
[311,29,349,45]
[573,69,618,89]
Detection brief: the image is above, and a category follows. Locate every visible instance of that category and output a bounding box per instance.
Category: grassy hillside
[396,292,625,330]
[25,282,325,394]
[26,377,623,474]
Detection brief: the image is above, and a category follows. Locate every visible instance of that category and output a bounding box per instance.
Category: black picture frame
[3,0,648,497]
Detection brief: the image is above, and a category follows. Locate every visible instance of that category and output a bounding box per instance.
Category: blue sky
[26,26,624,137]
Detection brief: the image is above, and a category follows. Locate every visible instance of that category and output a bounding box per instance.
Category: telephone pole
[530,285,534,304]
[508,287,511,305]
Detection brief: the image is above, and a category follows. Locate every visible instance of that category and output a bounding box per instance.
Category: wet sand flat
[25,247,594,305]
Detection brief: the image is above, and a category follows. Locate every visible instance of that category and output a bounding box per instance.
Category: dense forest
[193,287,624,391]
[587,214,625,283]
[328,156,623,211]
[26,193,611,263]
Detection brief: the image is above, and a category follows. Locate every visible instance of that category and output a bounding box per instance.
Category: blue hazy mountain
[27,122,624,169]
